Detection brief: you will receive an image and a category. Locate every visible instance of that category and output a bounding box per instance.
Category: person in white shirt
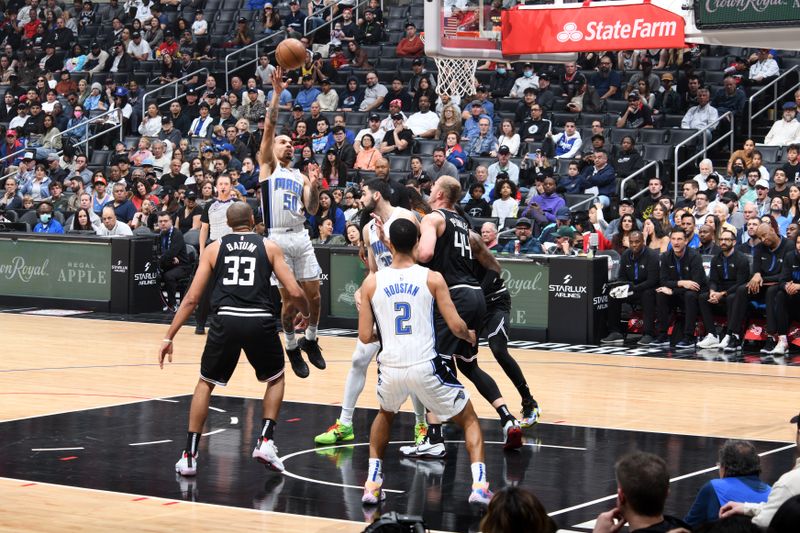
[496,118,520,156]
[509,62,539,98]
[682,88,719,142]
[315,79,339,112]
[748,48,780,86]
[9,105,29,132]
[355,113,385,152]
[255,54,275,87]
[188,104,213,137]
[487,145,520,185]
[191,10,208,37]
[96,205,133,236]
[764,102,800,146]
[404,95,439,138]
[127,31,152,60]
[491,177,519,228]
[138,103,163,137]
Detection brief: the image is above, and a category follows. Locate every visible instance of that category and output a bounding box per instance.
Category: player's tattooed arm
[469,230,500,273]
[258,66,284,179]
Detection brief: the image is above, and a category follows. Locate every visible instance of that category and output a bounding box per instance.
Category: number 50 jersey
[263,165,306,231]
[371,264,437,368]
[211,232,276,315]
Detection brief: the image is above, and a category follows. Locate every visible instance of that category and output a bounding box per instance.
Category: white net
[432,57,478,98]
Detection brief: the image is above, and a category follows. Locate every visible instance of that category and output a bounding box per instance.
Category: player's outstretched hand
[271,65,283,92]
[159,340,174,369]
[307,161,321,188]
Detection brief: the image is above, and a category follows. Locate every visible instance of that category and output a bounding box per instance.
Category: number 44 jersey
[211,232,276,315]
[421,209,479,288]
[371,264,437,367]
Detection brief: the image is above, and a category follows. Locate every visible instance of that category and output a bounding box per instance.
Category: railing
[748,65,800,140]
[618,160,660,200]
[673,111,734,201]
[224,0,369,93]
[303,0,361,36]
[141,67,210,119]
[0,108,124,184]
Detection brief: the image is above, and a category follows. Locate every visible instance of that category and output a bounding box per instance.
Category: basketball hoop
[421,33,477,98]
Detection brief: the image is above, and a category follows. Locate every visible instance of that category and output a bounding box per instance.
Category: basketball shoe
[503,420,523,450]
[399,436,446,458]
[468,482,493,505]
[252,438,285,472]
[520,398,541,428]
[298,337,326,370]
[175,450,198,476]
[362,477,386,505]
[286,347,309,378]
[314,419,355,445]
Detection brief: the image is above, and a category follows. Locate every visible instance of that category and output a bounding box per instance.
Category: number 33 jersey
[263,165,306,230]
[211,232,275,315]
[371,264,437,368]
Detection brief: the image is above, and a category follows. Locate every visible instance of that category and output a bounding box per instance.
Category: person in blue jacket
[32,201,64,234]
[578,149,616,207]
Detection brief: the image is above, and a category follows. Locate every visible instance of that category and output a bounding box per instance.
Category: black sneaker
[520,398,540,428]
[649,334,670,347]
[760,338,777,354]
[299,337,326,370]
[286,347,309,378]
[674,337,696,350]
[723,334,743,352]
[637,334,655,346]
[194,326,205,335]
[601,331,624,344]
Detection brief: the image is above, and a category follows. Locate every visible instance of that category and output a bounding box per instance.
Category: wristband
[301,313,310,320]
[162,339,173,344]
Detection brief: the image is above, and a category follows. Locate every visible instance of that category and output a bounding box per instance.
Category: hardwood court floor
[1,314,799,532]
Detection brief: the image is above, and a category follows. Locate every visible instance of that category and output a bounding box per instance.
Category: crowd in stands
[478,415,800,533]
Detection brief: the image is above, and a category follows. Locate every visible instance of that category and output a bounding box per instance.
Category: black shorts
[483,293,511,341]
[200,314,285,386]
[434,286,486,361]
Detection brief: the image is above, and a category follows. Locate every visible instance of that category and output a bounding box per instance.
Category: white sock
[411,394,426,425]
[471,462,487,485]
[367,458,382,483]
[339,340,377,425]
[284,331,297,350]
[306,324,318,341]
[778,335,787,343]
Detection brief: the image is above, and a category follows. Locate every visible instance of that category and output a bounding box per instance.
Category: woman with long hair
[497,118,520,156]
[259,3,282,34]
[322,148,347,188]
[787,184,800,222]
[345,222,362,247]
[292,121,311,151]
[612,213,636,253]
[444,131,467,172]
[159,53,181,83]
[643,203,671,251]
[636,78,655,108]
[769,196,791,236]
[480,486,557,533]
[413,77,437,111]
[130,179,160,212]
[354,133,379,171]
[704,214,722,244]
[71,207,95,232]
[40,114,62,152]
[436,103,462,140]
[145,16,164,49]
[309,189,346,238]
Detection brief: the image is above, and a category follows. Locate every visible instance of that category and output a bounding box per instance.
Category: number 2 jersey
[262,164,306,231]
[421,209,479,288]
[211,232,276,316]
[371,264,437,367]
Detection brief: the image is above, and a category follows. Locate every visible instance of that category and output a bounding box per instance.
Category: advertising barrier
[695,0,800,29]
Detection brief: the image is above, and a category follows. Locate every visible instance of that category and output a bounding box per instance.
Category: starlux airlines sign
[501,1,686,55]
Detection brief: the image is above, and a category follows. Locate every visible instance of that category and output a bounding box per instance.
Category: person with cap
[379,98,407,133]
[354,112,385,152]
[265,75,294,111]
[602,199,642,240]
[539,206,574,243]
[508,63,539,98]
[89,174,112,213]
[258,3,282,35]
[408,57,436,97]
[284,0,307,36]
[748,48,780,88]
[157,29,179,58]
[754,177,772,217]
[616,91,654,129]
[191,8,208,39]
[241,87,266,124]
[127,30,152,61]
[315,79,338,112]
[461,100,492,142]
[601,229,659,345]
[295,75,320,112]
[720,414,800,527]
[227,16,254,48]
[461,85,494,120]
[653,72,682,116]
[764,102,800,147]
[487,145,520,185]
[8,103,30,133]
[548,225,580,255]
[396,21,423,57]
[712,74,747,122]
[107,39,133,73]
[379,112,414,156]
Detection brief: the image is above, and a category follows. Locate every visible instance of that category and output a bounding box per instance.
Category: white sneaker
[175,450,198,476]
[361,477,386,505]
[768,337,789,355]
[697,333,720,349]
[716,334,732,350]
[399,436,447,458]
[503,420,522,450]
[252,438,285,472]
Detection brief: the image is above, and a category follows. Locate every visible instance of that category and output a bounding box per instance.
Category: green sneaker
[314,419,355,445]
[414,422,428,445]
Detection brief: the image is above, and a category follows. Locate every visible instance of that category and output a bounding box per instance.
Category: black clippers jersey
[422,209,479,287]
[211,232,275,313]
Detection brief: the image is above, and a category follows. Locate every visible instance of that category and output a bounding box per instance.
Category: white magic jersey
[263,165,306,230]
[366,207,414,270]
[371,264,437,368]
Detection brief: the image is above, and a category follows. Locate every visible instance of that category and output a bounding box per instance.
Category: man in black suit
[158,211,191,311]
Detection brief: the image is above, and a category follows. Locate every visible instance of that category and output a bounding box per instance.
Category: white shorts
[376,358,469,421]
[268,229,322,285]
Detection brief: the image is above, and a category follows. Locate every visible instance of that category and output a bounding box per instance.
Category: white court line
[550,443,797,518]
[153,398,180,403]
[230,416,239,425]
[31,447,85,452]
[202,429,226,437]
[208,406,226,413]
[129,440,173,447]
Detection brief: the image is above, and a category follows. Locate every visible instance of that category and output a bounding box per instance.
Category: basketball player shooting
[159,203,311,477]
[358,218,493,506]
[258,66,325,379]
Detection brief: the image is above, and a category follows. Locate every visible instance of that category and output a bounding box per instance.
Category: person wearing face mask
[489,63,515,99]
[33,201,64,234]
[509,62,539,98]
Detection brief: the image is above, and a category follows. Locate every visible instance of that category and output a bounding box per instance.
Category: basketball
[276,38,308,70]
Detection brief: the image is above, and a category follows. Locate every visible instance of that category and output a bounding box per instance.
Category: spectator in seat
[513,87,537,125]
[682,88,719,142]
[354,113,385,152]
[636,177,665,221]
[463,182,491,218]
[698,223,722,255]
[764,102,800,147]
[559,61,585,101]
[616,92,654,129]
[464,117,498,159]
[358,71,387,113]
[487,145,520,185]
[728,138,756,176]
[509,62,538,98]
[601,230,658,345]
[406,95,438,139]
[491,177,518,227]
[32,201,64,234]
[589,55,621,102]
[624,57,660,99]
[395,22,423,58]
[489,63,515,100]
[578,149,615,206]
[316,79,338,112]
[461,101,491,142]
[712,75,747,123]
[548,120,582,160]
[781,143,800,182]
[96,204,133,236]
[520,175,564,224]
[379,113,413,156]
[653,73,682,116]
[748,48,780,88]
[382,79,412,113]
[602,198,641,240]
[426,146,458,182]
[677,180,699,210]
[613,135,645,183]
[717,222,788,352]
[437,105,463,142]
[408,58,436,97]
[502,217,542,254]
[679,211,702,249]
[479,220,502,251]
[295,75,321,112]
[650,226,707,349]
[443,131,466,172]
[110,181,136,223]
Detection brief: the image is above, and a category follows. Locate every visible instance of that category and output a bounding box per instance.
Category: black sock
[496,404,515,425]
[427,424,443,444]
[261,418,276,441]
[517,384,533,403]
[186,431,200,456]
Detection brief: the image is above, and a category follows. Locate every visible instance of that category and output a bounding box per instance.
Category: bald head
[226,202,254,229]
[435,176,462,206]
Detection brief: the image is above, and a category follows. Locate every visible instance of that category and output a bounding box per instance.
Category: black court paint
[0,397,794,531]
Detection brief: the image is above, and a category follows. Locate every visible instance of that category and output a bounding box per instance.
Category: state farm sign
[501,1,685,55]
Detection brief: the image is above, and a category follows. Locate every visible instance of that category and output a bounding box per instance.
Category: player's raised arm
[258,66,285,180]
[358,273,377,344]
[418,211,443,263]
[159,241,220,367]
[265,239,310,318]
[303,161,321,214]
[427,270,475,345]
